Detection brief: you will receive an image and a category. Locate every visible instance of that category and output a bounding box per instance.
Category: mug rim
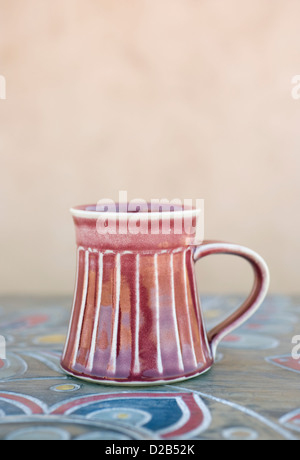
[70,203,202,220]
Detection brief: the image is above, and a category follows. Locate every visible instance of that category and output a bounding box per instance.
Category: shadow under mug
[61,204,270,385]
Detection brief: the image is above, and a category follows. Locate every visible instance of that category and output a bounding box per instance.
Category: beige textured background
[0,0,299,296]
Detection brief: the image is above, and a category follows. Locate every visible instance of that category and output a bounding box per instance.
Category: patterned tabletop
[0,295,299,441]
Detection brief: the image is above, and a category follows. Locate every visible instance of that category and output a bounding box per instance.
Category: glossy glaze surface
[61,204,269,385]
[61,205,212,384]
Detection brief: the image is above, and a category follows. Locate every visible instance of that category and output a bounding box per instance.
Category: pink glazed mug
[61,203,270,385]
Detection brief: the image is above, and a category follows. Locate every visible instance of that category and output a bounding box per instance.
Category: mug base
[60,364,212,387]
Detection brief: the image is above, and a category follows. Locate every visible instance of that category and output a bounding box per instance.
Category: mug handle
[193,241,270,358]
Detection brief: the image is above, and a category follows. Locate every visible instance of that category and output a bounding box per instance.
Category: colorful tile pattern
[0,295,299,440]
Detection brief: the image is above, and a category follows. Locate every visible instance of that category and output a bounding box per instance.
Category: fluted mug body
[61,204,270,385]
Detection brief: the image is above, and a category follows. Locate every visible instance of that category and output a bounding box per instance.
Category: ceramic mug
[61,203,270,385]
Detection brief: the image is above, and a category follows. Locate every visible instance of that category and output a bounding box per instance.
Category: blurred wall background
[0,0,299,296]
